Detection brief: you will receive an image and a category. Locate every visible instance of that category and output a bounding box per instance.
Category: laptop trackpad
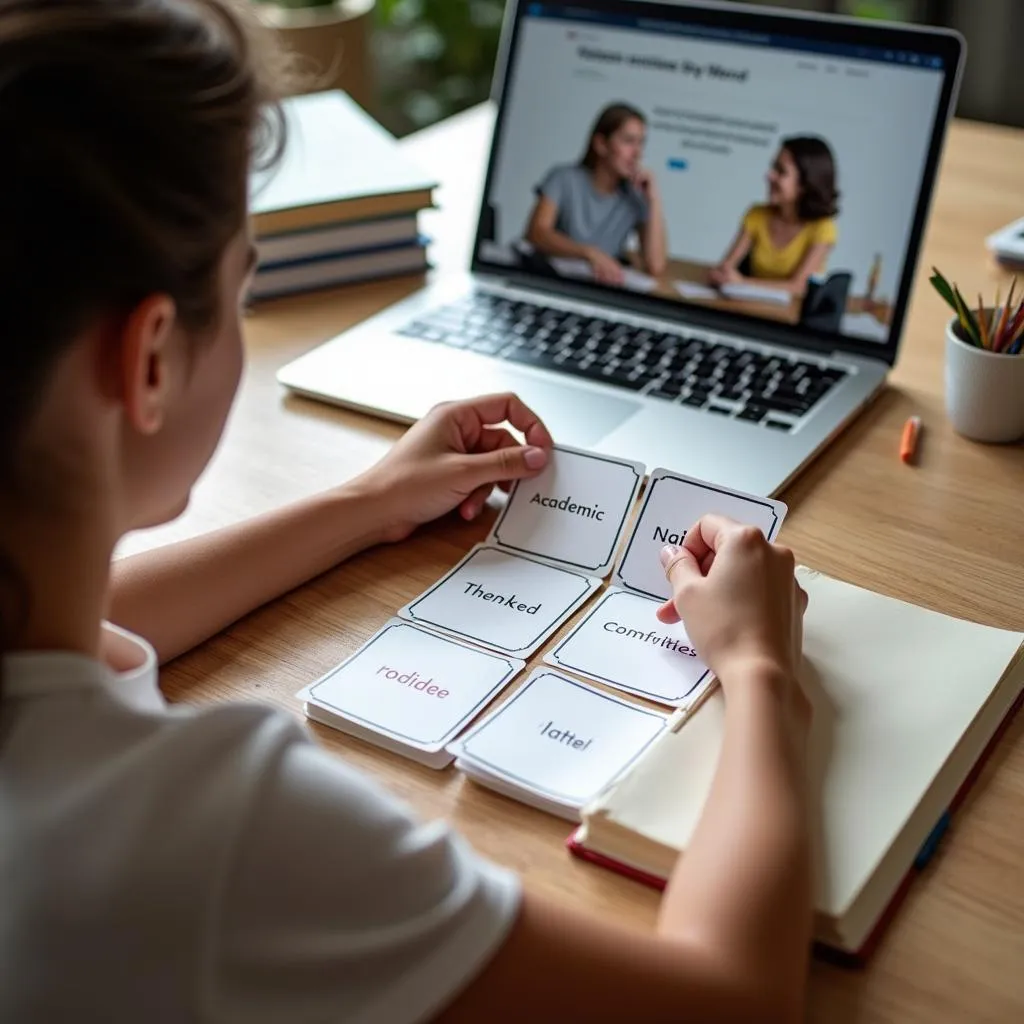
[487,372,641,447]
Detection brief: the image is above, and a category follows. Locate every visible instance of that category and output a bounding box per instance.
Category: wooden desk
[131,105,1024,1023]
[652,258,894,329]
[655,255,803,321]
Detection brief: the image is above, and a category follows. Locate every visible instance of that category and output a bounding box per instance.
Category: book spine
[257,216,420,267]
[248,255,429,302]
[255,235,430,272]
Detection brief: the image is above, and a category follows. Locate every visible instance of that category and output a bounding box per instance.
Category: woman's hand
[584,246,626,285]
[632,166,659,201]
[356,393,554,543]
[656,515,808,713]
[707,264,742,287]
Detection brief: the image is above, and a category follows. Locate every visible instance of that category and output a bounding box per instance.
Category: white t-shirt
[0,625,520,1023]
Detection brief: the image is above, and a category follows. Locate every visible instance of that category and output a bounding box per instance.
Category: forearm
[641,200,668,276]
[527,225,594,261]
[715,232,753,276]
[742,275,804,296]
[109,479,391,663]
[658,669,812,1017]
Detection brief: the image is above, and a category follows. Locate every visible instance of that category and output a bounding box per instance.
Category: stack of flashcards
[448,668,668,820]
[299,444,788,786]
[298,620,524,768]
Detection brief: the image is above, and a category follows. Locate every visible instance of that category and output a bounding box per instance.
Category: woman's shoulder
[546,163,586,184]
[536,162,586,198]
[742,203,772,230]
[808,216,838,243]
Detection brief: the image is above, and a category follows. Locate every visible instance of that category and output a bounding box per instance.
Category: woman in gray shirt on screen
[525,102,668,285]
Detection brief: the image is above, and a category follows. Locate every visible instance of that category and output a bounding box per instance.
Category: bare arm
[708,227,753,285]
[109,482,389,664]
[636,175,668,277]
[656,670,811,1018]
[108,393,554,664]
[524,193,592,260]
[436,520,813,1024]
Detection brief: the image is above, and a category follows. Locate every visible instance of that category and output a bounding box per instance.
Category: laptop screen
[475,1,960,357]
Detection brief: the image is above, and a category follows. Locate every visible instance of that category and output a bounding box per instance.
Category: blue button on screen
[667,158,688,171]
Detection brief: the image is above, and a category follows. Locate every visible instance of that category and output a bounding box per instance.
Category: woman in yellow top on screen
[709,136,839,296]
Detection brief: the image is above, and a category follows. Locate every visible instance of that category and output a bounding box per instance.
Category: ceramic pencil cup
[945,316,1024,443]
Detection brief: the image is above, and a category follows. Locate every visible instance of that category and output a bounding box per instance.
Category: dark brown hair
[781,136,840,221]
[0,0,285,668]
[581,102,646,172]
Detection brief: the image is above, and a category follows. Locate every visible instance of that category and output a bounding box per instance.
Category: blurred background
[254,1,1024,136]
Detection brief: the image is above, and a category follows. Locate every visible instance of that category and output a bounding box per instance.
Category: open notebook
[570,566,1024,961]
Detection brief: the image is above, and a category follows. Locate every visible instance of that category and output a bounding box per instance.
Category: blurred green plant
[252,0,339,8]
[838,0,913,17]
[374,0,505,136]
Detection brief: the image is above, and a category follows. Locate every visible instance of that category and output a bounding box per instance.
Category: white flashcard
[450,669,667,813]
[614,469,788,601]
[545,588,713,707]
[302,620,523,768]
[399,545,600,658]
[488,444,644,577]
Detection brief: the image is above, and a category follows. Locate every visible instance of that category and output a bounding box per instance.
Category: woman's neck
[774,201,800,223]
[0,508,115,659]
[589,164,620,195]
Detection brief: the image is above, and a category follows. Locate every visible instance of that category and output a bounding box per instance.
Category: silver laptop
[277,0,963,496]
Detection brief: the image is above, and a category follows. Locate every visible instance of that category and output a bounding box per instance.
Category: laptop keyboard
[398,292,849,431]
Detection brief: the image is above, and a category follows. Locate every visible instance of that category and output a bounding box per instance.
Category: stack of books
[248,90,437,301]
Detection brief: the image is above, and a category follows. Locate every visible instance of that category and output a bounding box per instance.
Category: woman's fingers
[444,393,554,451]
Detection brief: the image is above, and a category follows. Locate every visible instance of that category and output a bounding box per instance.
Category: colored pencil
[999,281,1016,345]
[993,289,1010,351]
[1002,299,1024,352]
[927,268,1024,353]
[977,295,990,348]
[952,285,982,346]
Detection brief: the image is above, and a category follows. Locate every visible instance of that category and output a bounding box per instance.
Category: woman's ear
[118,295,178,436]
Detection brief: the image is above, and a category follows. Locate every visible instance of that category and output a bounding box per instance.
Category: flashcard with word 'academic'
[449,668,668,820]
[299,620,524,769]
[487,444,644,578]
[398,545,601,658]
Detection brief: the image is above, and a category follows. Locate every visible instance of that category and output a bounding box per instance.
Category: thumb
[655,544,701,624]
[463,444,548,489]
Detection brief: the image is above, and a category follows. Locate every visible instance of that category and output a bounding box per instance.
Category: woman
[525,102,668,284]
[0,3,812,1021]
[710,136,840,297]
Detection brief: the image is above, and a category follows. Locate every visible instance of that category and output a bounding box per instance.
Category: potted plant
[251,0,375,109]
